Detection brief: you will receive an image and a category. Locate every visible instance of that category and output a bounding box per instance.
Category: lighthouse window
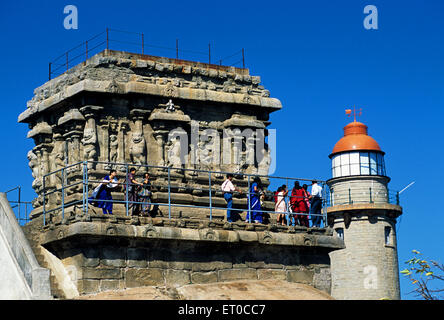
[377,153,386,176]
[369,153,378,175]
[360,153,370,175]
[349,152,360,175]
[332,151,386,178]
[385,226,391,245]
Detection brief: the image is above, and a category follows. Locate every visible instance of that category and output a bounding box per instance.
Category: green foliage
[401,250,444,300]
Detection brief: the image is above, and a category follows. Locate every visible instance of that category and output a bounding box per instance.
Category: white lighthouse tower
[327,112,403,300]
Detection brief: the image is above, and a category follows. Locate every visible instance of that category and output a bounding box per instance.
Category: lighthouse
[327,113,403,300]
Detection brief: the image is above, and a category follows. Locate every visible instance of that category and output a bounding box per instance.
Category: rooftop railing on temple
[48,27,247,80]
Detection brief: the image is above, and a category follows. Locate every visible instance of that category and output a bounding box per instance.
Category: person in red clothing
[300,184,311,227]
[290,181,309,227]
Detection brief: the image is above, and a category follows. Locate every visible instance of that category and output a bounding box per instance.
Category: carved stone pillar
[80,106,103,170]
[51,132,67,194]
[129,109,149,172]
[117,121,129,172]
[148,100,191,177]
[27,120,53,209]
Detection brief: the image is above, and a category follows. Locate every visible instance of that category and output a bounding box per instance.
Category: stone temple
[19,49,281,221]
[0,48,402,300]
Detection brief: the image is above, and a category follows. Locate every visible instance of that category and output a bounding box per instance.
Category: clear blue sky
[0,0,443,300]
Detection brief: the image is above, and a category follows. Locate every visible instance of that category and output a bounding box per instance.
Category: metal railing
[4,186,32,225]
[48,27,247,80]
[326,186,400,207]
[41,160,329,228]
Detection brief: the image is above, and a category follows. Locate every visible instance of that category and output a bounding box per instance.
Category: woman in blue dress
[246,177,262,223]
[90,170,119,214]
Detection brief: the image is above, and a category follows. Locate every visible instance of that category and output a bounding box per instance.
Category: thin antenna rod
[399,181,415,194]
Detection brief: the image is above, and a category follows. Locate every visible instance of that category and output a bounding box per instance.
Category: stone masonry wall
[37,219,343,297]
[329,214,400,300]
[53,240,332,296]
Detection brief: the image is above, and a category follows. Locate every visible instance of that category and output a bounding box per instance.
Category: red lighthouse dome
[330,121,383,157]
[329,119,386,178]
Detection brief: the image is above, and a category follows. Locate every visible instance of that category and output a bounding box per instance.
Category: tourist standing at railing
[91,170,119,215]
[221,173,242,223]
[138,172,152,217]
[290,181,309,227]
[246,177,263,224]
[301,184,311,227]
[309,181,323,227]
[275,185,288,225]
[126,167,143,216]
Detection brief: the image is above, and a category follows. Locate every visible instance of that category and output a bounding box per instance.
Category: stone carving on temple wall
[166,137,182,169]
[149,100,191,173]
[27,149,41,191]
[50,133,66,196]
[81,127,97,168]
[80,106,103,169]
[109,134,118,165]
[257,146,271,177]
[129,131,146,166]
[166,127,187,173]
[129,110,148,169]
[197,128,220,173]
[164,83,179,98]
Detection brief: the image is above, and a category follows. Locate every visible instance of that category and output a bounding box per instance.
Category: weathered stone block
[100,279,124,292]
[257,269,286,280]
[191,261,232,272]
[127,248,148,268]
[77,279,99,295]
[125,268,164,287]
[82,267,122,280]
[219,268,257,282]
[82,247,100,267]
[191,271,218,284]
[167,261,193,270]
[165,269,191,287]
[149,260,169,269]
[313,267,331,294]
[101,247,126,268]
[287,270,314,284]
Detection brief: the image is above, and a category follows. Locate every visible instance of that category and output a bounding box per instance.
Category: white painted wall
[0,193,51,299]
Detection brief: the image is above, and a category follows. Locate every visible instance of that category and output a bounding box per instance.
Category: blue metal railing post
[287,181,290,227]
[82,162,86,214]
[322,183,327,227]
[168,167,171,219]
[125,164,129,216]
[209,171,212,221]
[248,175,251,223]
[85,162,89,217]
[17,186,21,221]
[42,176,46,226]
[61,168,65,221]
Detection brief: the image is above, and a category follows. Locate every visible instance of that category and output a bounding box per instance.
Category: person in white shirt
[309,180,323,227]
[275,185,288,225]
[221,173,242,222]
